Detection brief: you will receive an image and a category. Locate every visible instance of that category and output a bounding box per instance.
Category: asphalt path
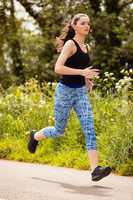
[0,159,133,200]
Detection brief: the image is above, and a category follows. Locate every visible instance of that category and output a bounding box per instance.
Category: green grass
[0,79,132,175]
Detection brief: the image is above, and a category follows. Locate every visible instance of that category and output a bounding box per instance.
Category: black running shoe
[91,166,112,181]
[28,130,38,153]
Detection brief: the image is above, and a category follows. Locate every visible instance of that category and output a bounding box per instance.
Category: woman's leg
[73,87,98,171]
[88,150,99,172]
[73,87,112,181]
[34,83,72,141]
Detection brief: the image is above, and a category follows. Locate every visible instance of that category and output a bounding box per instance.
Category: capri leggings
[40,82,97,150]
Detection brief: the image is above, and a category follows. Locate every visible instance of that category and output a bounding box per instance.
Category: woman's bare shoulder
[64,39,75,48]
[61,39,76,55]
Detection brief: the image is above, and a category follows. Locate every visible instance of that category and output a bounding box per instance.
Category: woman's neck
[73,34,86,45]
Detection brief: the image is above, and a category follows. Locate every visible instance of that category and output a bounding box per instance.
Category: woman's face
[73,16,90,36]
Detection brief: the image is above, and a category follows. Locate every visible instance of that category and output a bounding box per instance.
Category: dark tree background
[0,0,133,88]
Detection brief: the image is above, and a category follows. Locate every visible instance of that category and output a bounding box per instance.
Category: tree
[0,0,132,88]
[88,0,133,74]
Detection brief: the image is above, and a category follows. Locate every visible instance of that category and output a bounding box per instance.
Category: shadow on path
[32,177,113,197]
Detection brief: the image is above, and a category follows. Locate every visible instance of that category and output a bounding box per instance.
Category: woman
[28,13,112,181]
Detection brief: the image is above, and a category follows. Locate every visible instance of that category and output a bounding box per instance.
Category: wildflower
[129,69,133,74]
[120,69,125,73]
[94,75,100,79]
[109,73,114,76]
[112,77,116,80]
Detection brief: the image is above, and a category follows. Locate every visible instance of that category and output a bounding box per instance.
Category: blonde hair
[55,13,89,53]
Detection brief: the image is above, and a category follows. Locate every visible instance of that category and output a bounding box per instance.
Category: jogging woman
[28,13,112,181]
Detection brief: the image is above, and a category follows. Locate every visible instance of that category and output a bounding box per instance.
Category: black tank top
[59,38,91,88]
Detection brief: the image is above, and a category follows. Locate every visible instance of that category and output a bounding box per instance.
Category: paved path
[0,159,132,200]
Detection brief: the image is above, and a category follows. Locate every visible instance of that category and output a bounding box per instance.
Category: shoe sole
[92,167,112,181]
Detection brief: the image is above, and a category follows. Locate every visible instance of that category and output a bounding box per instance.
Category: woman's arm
[85,78,94,92]
[54,40,82,75]
[55,40,100,79]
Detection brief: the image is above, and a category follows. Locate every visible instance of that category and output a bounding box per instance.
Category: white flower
[120,69,125,73]
[115,85,121,90]
[129,69,133,73]
[112,77,116,80]
[124,70,129,75]
[104,72,109,76]
[121,81,125,86]
[109,73,114,76]
[124,76,128,80]
[105,74,109,77]
[94,75,100,79]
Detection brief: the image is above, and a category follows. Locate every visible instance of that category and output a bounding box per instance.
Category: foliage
[94,67,133,95]
[0,0,132,175]
[0,78,132,175]
[0,0,133,88]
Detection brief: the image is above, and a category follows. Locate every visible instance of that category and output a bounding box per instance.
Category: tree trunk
[9,0,25,84]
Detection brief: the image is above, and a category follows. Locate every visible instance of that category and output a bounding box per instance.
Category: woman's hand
[85,78,94,93]
[80,66,100,79]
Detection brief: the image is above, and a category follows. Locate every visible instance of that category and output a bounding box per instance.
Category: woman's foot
[91,165,112,181]
[28,130,39,153]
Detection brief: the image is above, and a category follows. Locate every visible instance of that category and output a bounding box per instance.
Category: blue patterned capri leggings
[41,82,97,150]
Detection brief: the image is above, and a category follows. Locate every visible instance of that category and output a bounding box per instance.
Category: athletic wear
[59,38,91,88]
[38,82,97,150]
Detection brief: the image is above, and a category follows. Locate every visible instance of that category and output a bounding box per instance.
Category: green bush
[0,78,132,175]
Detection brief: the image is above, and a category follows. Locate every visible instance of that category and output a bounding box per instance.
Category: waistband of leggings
[58,81,86,89]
